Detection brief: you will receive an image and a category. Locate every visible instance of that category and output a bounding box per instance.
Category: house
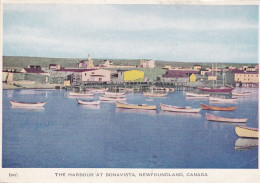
[162,70,199,82]
[232,70,259,86]
[111,70,144,83]
[194,65,202,71]
[140,60,155,68]
[49,64,61,70]
[190,74,196,82]
[77,54,94,69]
[20,65,45,74]
[99,60,113,67]
[206,72,217,81]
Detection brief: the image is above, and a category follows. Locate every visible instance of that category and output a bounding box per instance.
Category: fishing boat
[198,87,233,93]
[232,91,250,96]
[185,92,210,97]
[206,113,247,123]
[143,92,168,97]
[209,97,237,103]
[69,91,94,96]
[235,126,258,138]
[235,138,258,150]
[201,103,237,111]
[104,92,125,96]
[99,96,126,101]
[10,100,46,107]
[76,99,100,105]
[116,102,157,110]
[160,103,201,113]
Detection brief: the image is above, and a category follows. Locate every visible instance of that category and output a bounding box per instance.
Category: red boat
[198,87,233,93]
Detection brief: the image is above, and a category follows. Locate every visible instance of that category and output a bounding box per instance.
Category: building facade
[140,60,155,68]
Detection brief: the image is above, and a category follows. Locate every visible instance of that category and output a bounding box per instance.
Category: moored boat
[235,126,258,138]
[69,91,94,96]
[99,96,126,101]
[143,92,168,97]
[198,87,233,93]
[76,99,100,105]
[10,100,46,107]
[185,92,210,97]
[209,97,237,103]
[232,91,250,96]
[116,102,157,110]
[103,94,125,98]
[206,113,247,123]
[201,103,237,111]
[160,103,201,113]
[104,92,125,96]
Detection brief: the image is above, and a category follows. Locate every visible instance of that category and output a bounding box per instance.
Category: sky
[3,4,259,63]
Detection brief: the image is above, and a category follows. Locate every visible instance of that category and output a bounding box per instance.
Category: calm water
[2,88,258,168]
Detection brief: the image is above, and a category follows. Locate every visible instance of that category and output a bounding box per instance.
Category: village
[2,54,259,91]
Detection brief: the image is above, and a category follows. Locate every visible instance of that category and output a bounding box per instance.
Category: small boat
[69,91,94,96]
[76,99,100,105]
[160,103,201,113]
[235,138,258,150]
[99,96,126,101]
[235,126,258,138]
[10,100,46,107]
[206,113,247,123]
[232,91,250,96]
[116,102,157,110]
[198,87,233,93]
[185,92,210,97]
[201,104,237,111]
[104,92,125,96]
[103,94,125,98]
[209,97,237,103]
[143,92,168,97]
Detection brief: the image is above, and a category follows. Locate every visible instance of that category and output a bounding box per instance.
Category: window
[99,78,102,81]
[85,73,87,76]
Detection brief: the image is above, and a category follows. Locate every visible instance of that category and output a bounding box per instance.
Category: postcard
[0,0,259,182]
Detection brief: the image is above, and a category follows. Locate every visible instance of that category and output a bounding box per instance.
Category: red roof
[163,70,199,78]
[55,68,97,72]
[232,70,259,74]
[22,68,44,73]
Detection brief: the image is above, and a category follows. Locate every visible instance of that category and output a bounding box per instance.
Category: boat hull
[69,92,94,96]
[99,96,126,101]
[116,102,157,110]
[77,99,100,105]
[206,113,247,123]
[201,104,237,111]
[199,87,233,93]
[185,92,210,97]
[235,126,258,138]
[10,100,46,107]
[143,92,168,97]
[160,103,201,113]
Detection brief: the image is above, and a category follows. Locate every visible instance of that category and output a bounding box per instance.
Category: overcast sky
[3,4,259,63]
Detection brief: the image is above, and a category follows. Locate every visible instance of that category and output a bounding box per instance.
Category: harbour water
[2,88,258,168]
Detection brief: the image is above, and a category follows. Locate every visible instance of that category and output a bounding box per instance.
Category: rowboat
[235,126,258,138]
[185,92,210,97]
[116,102,157,110]
[103,94,125,98]
[198,87,233,93]
[209,97,237,103]
[201,103,237,111]
[69,91,94,96]
[206,113,247,123]
[160,103,201,113]
[235,138,258,150]
[76,99,100,105]
[232,91,250,96]
[104,92,125,96]
[143,92,168,97]
[99,96,126,101]
[10,100,46,107]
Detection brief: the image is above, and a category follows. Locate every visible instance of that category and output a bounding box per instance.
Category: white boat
[185,92,210,97]
[99,96,127,101]
[76,99,100,105]
[103,94,125,98]
[206,113,247,123]
[69,91,94,96]
[104,92,125,96]
[160,103,201,113]
[10,100,46,107]
[232,91,250,96]
[209,97,237,103]
[143,92,168,97]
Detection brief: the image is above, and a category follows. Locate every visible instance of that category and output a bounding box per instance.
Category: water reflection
[115,108,157,116]
[7,90,14,98]
[79,105,100,110]
[11,106,45,111]
[67,95,94,99]
[159,111,202,118]
[235,138,258,150]
[185,96,208,100]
